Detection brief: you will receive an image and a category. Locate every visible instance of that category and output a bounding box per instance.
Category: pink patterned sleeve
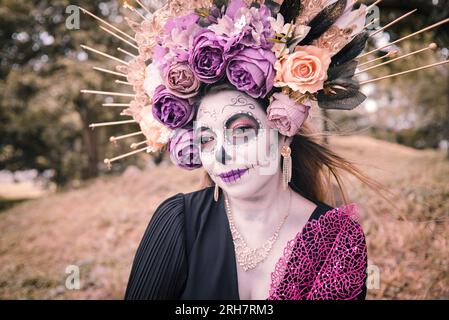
[268,203,368,300]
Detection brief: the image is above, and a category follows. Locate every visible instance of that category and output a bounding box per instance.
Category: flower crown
[80,0,449,169]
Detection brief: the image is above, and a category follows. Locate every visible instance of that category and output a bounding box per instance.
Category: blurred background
[0,0,448,299]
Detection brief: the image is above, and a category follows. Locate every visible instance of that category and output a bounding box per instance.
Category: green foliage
[334,1,449,152]
[1,1,449,187]
[0,0,145,185]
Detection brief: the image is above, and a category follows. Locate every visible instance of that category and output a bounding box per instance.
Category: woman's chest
[234,221,305,300]
[236,257,278,300]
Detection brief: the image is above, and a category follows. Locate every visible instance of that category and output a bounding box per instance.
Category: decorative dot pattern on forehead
[199,109,218,121]
[221,94,256,114]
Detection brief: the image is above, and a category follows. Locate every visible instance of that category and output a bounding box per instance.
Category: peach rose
[274,45,332,94]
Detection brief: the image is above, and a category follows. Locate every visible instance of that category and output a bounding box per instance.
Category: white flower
[268,13,311,58]
[234,14,247,31]
[209,15,240,37]
[269,14,291,36]
[138,107,173,153]
[143,62,164,99]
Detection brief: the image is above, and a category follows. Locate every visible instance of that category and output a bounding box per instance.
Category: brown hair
[196,83,388,206]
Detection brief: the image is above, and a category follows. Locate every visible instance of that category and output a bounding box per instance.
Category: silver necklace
[224,190,292,271]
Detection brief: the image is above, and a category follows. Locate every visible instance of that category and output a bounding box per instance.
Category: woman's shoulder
[182,186,215,205]
[153,186,214,215]
[308,200,363,230]
[152,186,216,231]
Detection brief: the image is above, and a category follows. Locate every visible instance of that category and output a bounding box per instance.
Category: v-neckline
[219,189,324,300]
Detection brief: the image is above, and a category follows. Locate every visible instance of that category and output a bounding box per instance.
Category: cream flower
[138,106,173,153]
[143,62,164,99]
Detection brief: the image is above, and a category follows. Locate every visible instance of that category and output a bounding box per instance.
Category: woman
[124,82,372,300]
[78,0,448,301]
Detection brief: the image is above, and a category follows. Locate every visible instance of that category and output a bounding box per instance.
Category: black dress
[124,184,368,300]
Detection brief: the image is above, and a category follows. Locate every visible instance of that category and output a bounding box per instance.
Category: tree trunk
[447,79,449,159]
[76,100,99,179]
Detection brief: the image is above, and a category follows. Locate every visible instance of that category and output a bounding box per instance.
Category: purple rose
[152,85,195,129]
[226,47,276,99]
[168,127,202,170]
[166,63,201,99]
[189,29,227,84]
[266,93,311,137]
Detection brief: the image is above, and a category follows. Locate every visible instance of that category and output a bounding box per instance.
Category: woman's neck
[224,171,293,224]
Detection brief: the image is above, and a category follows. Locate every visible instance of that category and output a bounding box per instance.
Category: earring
[214,183,220,202]
[281,145,292,190]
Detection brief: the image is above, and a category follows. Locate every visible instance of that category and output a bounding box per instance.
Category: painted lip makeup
[218,168,249,184]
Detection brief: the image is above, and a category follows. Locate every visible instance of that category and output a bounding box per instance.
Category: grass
[0,136,447,299]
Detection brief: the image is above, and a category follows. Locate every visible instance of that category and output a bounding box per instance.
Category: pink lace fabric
[267,203,367,300]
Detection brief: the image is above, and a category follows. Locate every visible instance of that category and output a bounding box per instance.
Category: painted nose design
[215,146,232,165]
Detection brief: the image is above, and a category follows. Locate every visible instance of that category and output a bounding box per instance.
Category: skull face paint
[195,89,288,199]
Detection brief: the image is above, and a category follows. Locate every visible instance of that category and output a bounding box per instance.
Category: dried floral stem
[81,44,129,65]
[115,80,133,86]
[359,17,449,59]
[370,9,417,37]
[123,1,148,21]
[366,0,382,11]
[358,50,398,68]
[104,146,150,169]
[89,119,137,128]
[81,89,136,98]
[93,66,127,78]
[135,0,152,15]
[360,59,449,85]
[117,47,136,58]
[102,103,131,107]
[99,25,139,50]
[110,131,143,142]
[130,140,148,149]
[78,6,135,43]
[356,43,437,75]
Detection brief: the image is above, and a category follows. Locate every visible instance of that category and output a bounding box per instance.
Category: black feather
[287,35,304,52]
[327,60,358,81]
[299,0,347,45]
[213,0,229,9]
[317,78,366,110]
[331,32,369,67]
[279,0,302,24]
[249,1,261,9]
[264,0,282,16]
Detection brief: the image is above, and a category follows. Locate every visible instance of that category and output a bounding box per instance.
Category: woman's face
[195,89,287,199]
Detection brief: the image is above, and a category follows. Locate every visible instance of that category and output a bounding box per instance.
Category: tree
[0,0,146,185]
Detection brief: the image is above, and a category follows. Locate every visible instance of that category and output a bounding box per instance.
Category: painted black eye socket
[201,135,215,144]
[225,113,260,145]
[195,127,217,152]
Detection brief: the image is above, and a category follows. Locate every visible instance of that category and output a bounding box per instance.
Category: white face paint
[195,89,290,199]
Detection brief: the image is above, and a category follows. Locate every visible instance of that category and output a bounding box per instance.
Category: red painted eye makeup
[225,113,260,145]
